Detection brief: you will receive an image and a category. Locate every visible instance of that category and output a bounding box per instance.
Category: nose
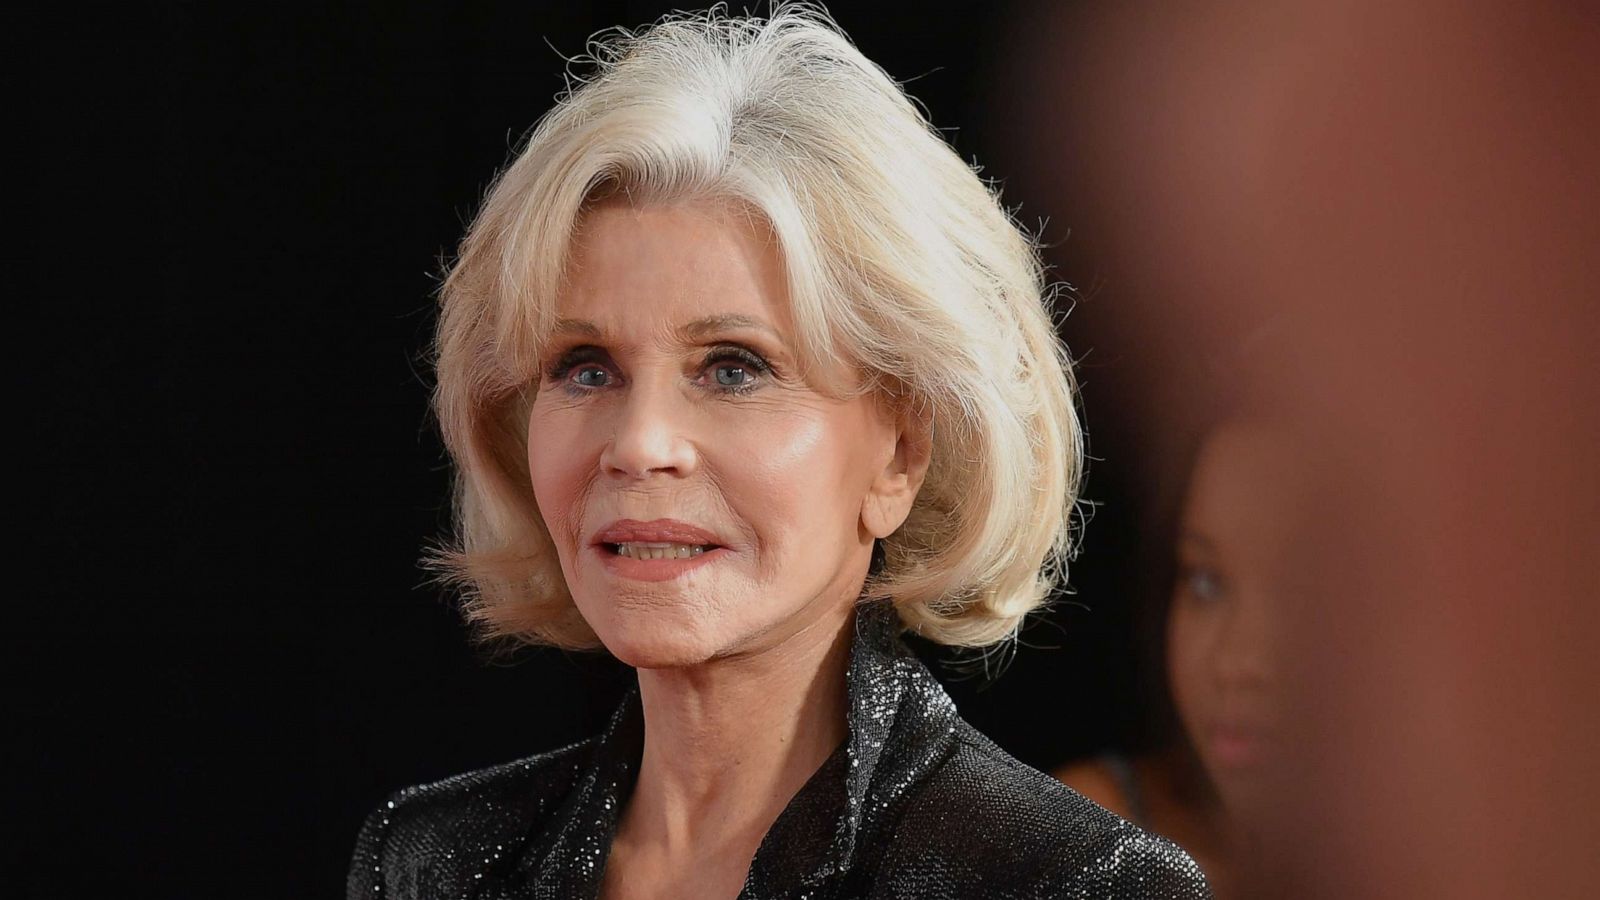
[1213,587,1274,691]
[598,376,698,481]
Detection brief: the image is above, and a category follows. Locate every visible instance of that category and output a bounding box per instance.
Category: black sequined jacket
[347,604,1212,899]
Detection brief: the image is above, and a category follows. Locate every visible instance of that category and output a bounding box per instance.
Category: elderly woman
[348,8,1208,899]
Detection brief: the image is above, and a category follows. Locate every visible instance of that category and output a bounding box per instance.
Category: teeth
[615,542,710,560]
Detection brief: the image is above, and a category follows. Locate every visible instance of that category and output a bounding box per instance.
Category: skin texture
[526,197,930,900]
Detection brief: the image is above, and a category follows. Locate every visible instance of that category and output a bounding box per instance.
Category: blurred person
[347,7,1210,899]
[1056,427,1287,900]
[1056,334,1303,900]
[1013,0,1599,896]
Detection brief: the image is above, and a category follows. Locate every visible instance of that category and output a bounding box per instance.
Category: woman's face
[1167,422,1294,812]
[527,198,918,669]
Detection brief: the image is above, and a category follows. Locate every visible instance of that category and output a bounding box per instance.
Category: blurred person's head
[1157,326,1302,816]
[1167,421,1297,815]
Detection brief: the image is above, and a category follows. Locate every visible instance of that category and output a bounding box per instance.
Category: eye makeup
[543,345,610,385]
[539,340,779,395]
[697,343,775,394]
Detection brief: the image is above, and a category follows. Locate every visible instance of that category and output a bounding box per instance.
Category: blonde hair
[431,4,1082,649]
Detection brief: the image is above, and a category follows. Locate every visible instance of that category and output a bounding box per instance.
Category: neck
[622,601,856,857]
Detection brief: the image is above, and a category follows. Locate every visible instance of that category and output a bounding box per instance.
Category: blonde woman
[347,7,1209,899]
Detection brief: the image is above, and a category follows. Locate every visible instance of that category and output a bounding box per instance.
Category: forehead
[554,198,794,337]
[1183,423,1310,547]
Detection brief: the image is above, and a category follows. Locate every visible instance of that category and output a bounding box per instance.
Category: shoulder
[345,739,594,900]
[373,738,593,843]
[881,725,1211,898]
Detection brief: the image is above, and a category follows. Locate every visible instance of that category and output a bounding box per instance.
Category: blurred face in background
[1168,422,1300,814]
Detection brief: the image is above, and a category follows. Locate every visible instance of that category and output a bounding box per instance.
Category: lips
[1206,721,1274,769]
[592,518,725,548]
[590,518,730,583]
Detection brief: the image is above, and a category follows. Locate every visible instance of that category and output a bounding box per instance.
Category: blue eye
[573,366,610,388]
[700,345,772,394]
[1183,567,1225,602]
[713,363,750,387]
[543,346,615,393]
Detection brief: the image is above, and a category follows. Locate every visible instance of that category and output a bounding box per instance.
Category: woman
[348,8,1209,899]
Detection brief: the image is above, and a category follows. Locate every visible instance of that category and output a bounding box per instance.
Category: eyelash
[542,344,774,396]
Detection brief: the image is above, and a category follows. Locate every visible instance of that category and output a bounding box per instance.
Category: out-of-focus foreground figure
[1012,0,1599,896]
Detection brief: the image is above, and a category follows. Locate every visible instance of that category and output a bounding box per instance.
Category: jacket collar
[491,601,959,898]
[744,601,961,893]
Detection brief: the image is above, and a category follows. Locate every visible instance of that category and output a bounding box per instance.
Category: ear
[861,404,933,540]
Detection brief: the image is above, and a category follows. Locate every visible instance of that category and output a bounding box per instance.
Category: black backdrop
[25,3,1147,896]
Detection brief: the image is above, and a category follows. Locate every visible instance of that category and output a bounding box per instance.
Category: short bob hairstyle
[432,5,1082,650]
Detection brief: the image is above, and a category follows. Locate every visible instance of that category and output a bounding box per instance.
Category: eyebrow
[682,314,781,341]
[549,318,603,338]
[550,314,783,342]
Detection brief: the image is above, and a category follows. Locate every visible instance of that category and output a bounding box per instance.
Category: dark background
[25,2,1153,896]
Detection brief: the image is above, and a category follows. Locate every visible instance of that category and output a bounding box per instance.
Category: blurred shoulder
[346,739,594,899]
[883,725,1211,898]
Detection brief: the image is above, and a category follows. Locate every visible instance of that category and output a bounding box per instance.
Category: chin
[582,603,730,670]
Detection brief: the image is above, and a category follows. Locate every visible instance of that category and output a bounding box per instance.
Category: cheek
[725,406,879,548]
[526,405,590,546]
[722,410,830,508]
[1167,605,1216,726]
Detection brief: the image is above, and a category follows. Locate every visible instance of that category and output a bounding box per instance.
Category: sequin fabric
[347,603,1212,899]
